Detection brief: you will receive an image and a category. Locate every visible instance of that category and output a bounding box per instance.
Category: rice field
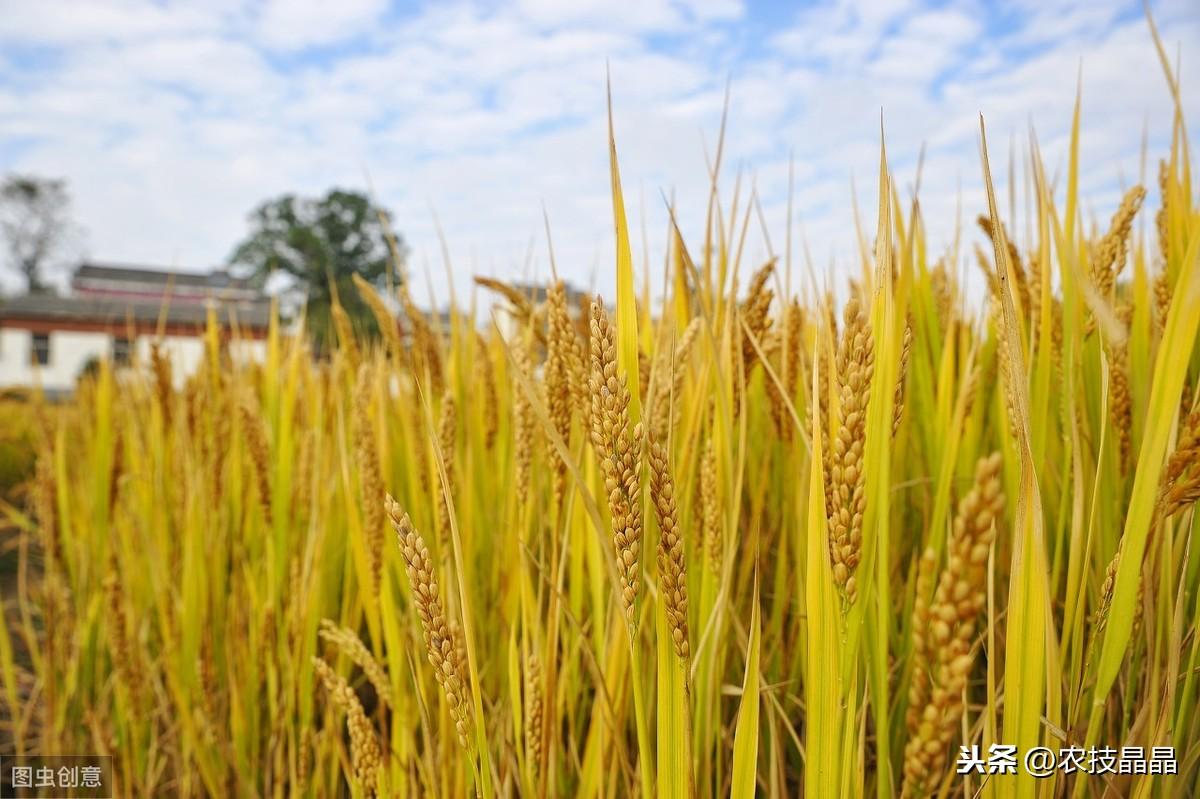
[2,29,1199,799]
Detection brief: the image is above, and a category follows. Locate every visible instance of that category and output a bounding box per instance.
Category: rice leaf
[730,572,761,799]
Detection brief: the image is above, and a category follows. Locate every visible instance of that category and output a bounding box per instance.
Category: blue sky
[0,0,1197,302]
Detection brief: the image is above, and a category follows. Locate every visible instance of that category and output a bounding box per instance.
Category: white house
[0,262,271,395]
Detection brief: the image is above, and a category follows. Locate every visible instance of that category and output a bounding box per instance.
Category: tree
[0,175,78,294]
[229,189,405,347]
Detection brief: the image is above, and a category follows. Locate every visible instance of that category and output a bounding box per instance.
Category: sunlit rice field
[3,26,1200,799]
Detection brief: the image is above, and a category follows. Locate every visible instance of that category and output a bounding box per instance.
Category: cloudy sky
[1,0,1197,304]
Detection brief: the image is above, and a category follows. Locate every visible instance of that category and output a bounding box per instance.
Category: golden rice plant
[2,18,1199,799]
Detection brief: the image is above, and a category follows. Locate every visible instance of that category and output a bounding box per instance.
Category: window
[30,332,50,366]
[113,336,133,365]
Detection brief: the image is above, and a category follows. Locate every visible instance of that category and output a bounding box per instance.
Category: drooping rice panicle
[588,297,644,623]
[312,656,382,796]
[385,495,474,749]
[318,619,392,709]
[903,452,1004,797]
[828,294,873,606]
[354,365,386,601]
[647,432,689,663]
[434,392,457,543]
[545,280,580,506]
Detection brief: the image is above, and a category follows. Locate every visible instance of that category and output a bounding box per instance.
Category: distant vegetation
[229,188,405,349]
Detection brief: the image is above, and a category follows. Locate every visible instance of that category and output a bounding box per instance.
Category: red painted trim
[75,287,259,303]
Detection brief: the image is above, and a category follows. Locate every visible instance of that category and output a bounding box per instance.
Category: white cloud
[514,0,743,33]
[0,0,241,45]
[255,0,388,50]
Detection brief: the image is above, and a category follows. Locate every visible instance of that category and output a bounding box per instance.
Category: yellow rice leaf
[804,344,841,796]
[1094,214,1200,701]
[655,603,692,799]
[981,116,1058,799]
[607,80,641,421]
[730,572,761,799]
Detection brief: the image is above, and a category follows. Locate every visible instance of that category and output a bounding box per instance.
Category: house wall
[0,328,113,392]
[0,328,268,393]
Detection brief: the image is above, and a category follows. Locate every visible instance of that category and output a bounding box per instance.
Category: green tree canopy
[229,189,405,348]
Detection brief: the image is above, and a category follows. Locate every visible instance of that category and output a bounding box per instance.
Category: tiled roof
[73,262,256,291]
[0,293,272,328]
